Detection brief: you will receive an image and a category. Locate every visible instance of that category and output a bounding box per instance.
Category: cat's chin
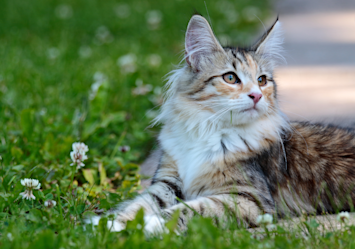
[241,107,257,113]
[224,109,262,125]
[242,108,261,118]
[226,109,263,126]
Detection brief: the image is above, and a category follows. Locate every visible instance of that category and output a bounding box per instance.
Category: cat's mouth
[242,106,258,113]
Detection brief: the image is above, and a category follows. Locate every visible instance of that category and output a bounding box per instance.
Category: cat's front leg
[147,193,268,233]
[90,151,181,232]
[106,180,179,229]
[86,179,182,232]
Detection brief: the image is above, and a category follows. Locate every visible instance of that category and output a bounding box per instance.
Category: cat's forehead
[222,46,262,73]
[224,47,254,64]
[224,47,276,78]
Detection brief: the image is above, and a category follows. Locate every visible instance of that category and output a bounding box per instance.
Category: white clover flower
[117,54,137,74]
[89,82,103,100]
[72,142,89,154]
[118,145,130,153]
[132,85,152,96]
[19,178,41,200]
[93,71,107,83]
[147,54,161,67]
[148,87,163,105]
[44,200,57,208]
[146,10,162,30]
[70,142,89,169]
[256,213,273,226]
[89,72,108,100]
[337,211,350,223]
[7,233,13,241]
[132,79,152,96]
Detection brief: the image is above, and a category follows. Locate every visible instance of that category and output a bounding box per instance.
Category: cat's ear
[253,18,284,63]
[185,15,224,70]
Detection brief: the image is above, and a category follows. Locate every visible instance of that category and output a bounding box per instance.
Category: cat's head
[157,15,285,133]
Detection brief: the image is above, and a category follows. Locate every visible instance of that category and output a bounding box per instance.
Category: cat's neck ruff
[157,97,289,195]
[158,95,288,155]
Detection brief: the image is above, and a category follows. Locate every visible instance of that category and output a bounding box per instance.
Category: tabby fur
[100,15,355,234]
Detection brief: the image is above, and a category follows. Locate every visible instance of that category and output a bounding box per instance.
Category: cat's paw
[144,215,168,235]
[84,215,101,226]
[107,220,125,232]
[84,215,125,232]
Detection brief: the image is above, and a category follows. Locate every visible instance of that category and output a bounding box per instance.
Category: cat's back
[287,121,355,158]
[258,121,355,214]
[283,121,355,187]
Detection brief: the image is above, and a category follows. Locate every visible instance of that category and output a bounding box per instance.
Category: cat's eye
[223,72,241,84]
[258,75,267,86]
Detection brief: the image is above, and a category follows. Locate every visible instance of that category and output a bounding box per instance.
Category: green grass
[2,0,354,248]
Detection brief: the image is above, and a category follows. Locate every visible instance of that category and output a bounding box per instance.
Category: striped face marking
[183,47,277,125]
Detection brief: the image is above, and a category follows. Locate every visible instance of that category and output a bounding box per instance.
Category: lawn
[1,0,354,248]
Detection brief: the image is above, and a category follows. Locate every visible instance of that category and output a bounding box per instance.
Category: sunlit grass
[3,0,354,248]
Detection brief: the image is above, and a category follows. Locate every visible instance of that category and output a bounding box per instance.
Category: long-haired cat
[97,15,355,234]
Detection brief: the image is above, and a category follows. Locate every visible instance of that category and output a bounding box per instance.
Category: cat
[96,15,355,234]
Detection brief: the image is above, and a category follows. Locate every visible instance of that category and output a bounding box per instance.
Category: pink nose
[248,92,262,105]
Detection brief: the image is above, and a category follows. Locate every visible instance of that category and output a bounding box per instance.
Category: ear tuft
[185,15,224,70]
[254,19,285,65]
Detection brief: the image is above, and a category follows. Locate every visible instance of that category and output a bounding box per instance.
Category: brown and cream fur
[95,15,355,234]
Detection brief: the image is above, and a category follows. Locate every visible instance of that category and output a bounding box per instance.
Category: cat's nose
[248,93,262,104]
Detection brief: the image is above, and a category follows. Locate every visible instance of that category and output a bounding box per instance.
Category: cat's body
[102,15,355,233]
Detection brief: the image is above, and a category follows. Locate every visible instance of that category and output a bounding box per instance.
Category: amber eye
[223,72,241,84]
[258,75,267,86]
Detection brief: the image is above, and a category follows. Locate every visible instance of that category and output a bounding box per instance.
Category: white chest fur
[159,115,285,199]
